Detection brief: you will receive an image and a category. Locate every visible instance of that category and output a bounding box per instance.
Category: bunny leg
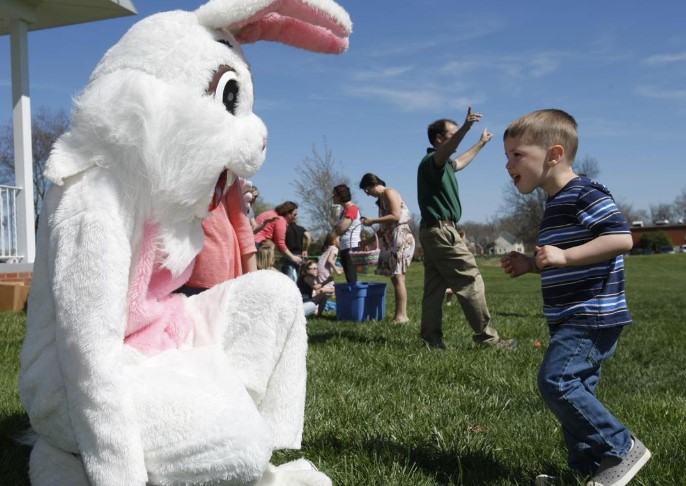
[186,270,308,449]
[29,438,90,486]
[128,346,273,485]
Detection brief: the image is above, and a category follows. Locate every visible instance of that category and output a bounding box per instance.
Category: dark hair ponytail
[358,173,386,189]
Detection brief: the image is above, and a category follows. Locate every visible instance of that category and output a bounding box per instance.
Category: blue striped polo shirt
[539,176,632,328]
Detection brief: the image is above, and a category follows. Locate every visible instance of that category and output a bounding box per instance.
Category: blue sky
[2,0,685,226]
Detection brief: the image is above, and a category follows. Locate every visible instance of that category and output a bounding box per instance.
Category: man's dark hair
[427,118,457,145]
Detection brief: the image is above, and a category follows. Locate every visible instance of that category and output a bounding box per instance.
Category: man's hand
[500,251,535,278]
[480,128,492,145]
[534,245,567,270]
[463,106,482,129]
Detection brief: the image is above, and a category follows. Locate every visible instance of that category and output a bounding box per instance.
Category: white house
[489,231,524,255]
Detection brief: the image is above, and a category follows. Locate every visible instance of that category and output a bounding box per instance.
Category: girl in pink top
[316,232,342,292]
[254,201,303,267]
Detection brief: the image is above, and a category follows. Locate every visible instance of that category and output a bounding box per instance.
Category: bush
[636,230,672,253]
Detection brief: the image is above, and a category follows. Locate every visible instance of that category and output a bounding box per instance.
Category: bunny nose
[262,138,267,151]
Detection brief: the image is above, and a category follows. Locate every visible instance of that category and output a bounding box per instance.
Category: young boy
[500,109,651,486]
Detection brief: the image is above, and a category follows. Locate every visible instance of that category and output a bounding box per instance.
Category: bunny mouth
[209,169,230,212]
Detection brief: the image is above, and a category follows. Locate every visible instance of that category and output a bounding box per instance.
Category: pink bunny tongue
[209,169,228,211]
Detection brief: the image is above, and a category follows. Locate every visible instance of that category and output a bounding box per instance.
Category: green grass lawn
[2,255,684,485]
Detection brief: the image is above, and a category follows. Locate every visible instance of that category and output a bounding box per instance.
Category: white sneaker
[534,474,556,485]
[586,436,651,486]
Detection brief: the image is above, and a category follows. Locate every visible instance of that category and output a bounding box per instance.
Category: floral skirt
[376,224,415,277]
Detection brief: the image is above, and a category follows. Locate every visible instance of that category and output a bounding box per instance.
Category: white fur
[20,1,350,484]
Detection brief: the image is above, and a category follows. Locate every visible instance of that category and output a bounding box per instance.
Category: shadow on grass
[386,442,521,485]
[306,433,531,484]
[0,412,31,486]
[308,330,387,346]
[493,311,538,318]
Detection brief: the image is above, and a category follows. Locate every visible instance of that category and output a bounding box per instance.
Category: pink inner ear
[236,13,349,54]
[231,0,350,37]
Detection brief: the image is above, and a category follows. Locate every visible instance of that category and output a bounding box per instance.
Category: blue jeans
[537,325,632,476]
[282,261,299,282]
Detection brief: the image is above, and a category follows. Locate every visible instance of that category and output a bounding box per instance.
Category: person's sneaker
[586,435,651,486]
[495,338,517,350]
[534,474,556,486]
[477,338,517,350]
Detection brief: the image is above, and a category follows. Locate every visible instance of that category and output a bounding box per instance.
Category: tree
[637,231,672,253]
[649,203,674,224]
[616,200,648,226]
[673,188,686,223]
[460,218,500,250]
[573,155,600,179]
[292,139,351,237]
[0,107,70,218]
[499,183,548,250]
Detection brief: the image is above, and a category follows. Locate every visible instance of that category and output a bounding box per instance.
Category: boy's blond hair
[503,109,579,162]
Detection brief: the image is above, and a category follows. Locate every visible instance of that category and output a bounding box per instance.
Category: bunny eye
[213,70,240,115]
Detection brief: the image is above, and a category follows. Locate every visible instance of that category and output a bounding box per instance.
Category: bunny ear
[195,0,352,54]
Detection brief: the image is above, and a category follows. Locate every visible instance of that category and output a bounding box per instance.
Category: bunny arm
[49,212,148,485]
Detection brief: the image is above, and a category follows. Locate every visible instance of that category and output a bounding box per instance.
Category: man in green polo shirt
[417,107,515,350]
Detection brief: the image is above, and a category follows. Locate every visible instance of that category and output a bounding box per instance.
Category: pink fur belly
[125,222,195,355]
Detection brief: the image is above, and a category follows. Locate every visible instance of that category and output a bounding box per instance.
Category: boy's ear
[548,144,565,166]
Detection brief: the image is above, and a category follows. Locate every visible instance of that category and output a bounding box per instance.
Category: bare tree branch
[0,107,70,219]
[292,138,351,238]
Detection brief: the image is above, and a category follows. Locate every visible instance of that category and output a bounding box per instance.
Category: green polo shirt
[416,148,462,224]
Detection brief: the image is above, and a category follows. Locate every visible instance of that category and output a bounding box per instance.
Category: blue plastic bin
[334,282,387,322]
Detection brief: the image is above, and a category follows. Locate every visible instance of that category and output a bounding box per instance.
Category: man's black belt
[420,220,456,229]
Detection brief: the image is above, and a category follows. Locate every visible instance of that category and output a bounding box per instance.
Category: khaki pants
[419,225,499,345]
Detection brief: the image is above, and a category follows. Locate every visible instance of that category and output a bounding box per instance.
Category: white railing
[0,184,23,263]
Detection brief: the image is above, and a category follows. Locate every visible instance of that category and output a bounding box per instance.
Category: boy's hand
[500,251,533,277]
[534,245,566,269]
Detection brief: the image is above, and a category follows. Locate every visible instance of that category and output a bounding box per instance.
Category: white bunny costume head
[44,0,351,274]
[20,1,351,485]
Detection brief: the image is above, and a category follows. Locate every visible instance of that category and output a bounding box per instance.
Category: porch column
[10,18,36,264]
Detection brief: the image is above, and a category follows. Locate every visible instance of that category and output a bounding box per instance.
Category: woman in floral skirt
[359,173,416,324]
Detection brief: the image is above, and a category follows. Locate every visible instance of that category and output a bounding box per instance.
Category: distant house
[489,231,524,255]
[629,222,686,251]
